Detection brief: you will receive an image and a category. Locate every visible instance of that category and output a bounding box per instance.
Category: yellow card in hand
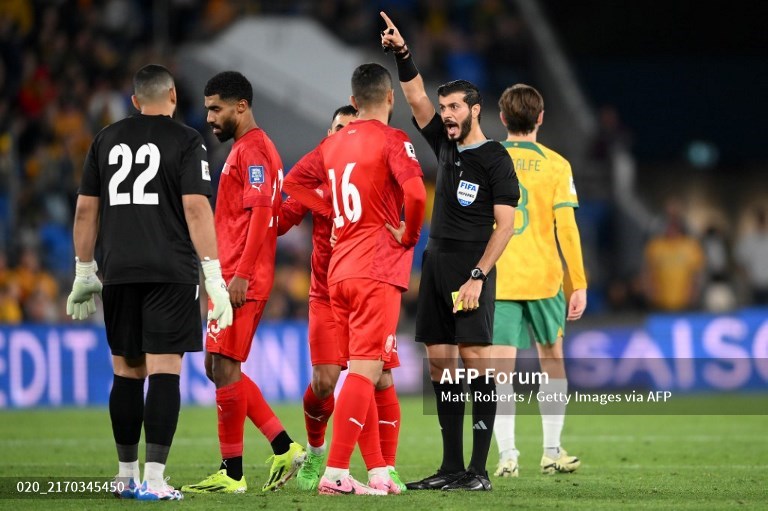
[451,291,463,311]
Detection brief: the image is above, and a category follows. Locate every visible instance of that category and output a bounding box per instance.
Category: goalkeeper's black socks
[467,379,497,475]
[144,373,180,465]
[110,374,145,462]
[220,457,243,481]
[432,381,465,472]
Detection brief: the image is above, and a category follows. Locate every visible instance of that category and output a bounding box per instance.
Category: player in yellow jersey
[491,84,587,478]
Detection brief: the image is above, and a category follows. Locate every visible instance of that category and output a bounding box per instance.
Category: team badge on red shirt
[249,165,264,184]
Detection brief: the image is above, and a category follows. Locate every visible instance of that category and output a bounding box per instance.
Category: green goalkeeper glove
[66,259,103,321]
[201,258,233,330]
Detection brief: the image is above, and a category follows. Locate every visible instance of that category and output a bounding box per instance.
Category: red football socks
[326,373,374,469]
[303,383,335,448]
[241,373,284,442]
[358,389,386,470]
[376,384,401,466]
[215,379,246,459]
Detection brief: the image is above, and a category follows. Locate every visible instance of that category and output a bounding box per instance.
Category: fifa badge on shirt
[457,180,479,206]
[201,160,211,181]
[249,165,265,184]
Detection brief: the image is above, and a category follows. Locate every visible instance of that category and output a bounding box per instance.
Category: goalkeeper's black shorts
[103,283,203,359]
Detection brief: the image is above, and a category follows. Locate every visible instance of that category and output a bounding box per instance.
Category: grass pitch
[1,396,766,510]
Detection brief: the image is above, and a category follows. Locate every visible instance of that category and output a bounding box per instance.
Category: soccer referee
[381,12,519,491]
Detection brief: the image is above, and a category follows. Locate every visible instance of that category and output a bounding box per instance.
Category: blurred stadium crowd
[1,0,766,325]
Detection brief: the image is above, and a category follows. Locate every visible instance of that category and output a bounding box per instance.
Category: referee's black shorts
[102,283,203,359]
[415,238,496,345]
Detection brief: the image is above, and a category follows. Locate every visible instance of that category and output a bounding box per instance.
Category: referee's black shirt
[415,113,519,243]
[79,114,212,285]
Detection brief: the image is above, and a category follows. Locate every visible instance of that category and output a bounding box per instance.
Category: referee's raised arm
[380,11,435,129]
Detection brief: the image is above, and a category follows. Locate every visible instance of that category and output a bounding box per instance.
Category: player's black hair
[351,63,392,108]
[437,79,482,118]
[498,84,544,135]
[133,64,174,102]
[331,105,358,122]
[204,71,253,106]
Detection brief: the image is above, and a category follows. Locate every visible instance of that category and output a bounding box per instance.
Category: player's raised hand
[201,258,233,330]
[66,259,102,320]
[567,288,587,321]
[380,11,406,52]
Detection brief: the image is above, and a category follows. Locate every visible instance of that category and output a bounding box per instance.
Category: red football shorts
[206,299,266,362]
[308,298,345,367]
[330,278,401,369]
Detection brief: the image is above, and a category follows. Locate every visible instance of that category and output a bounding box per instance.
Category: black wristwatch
[470,267,487,282]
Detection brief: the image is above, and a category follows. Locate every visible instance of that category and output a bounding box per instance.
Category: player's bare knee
[311,365,340,398]
[537,338,564,360]
[537,340,566,378]
[491,345,517,372]
[349,360,383,385]
[376,370,394,390]
[211,370,236,388]
[146,353,182,376]
[311,381,333,399]
[210,354,241,388]
[428,356,456,381]
[113,356,147,379]
[312,375,336,399]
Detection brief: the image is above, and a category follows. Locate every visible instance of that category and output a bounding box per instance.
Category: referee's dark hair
[499,84,544,135]
[204,71,254,107]
[351,63,392,109]
[437,79,482,119]
[133,64,175,103]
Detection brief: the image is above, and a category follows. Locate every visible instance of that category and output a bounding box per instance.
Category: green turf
[1,396,766,509]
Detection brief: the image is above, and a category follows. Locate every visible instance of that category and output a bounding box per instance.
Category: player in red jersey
[277,106,354,490]
[280,105,409,492]
[283,63,426,496]
[182,71,305,495]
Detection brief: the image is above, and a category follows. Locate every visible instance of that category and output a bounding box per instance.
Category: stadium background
[0,1,766,508]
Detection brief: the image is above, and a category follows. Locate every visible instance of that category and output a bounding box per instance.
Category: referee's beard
[445,115,472,144]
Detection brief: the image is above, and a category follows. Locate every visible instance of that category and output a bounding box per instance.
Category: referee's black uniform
[406,111,519,492]
[79,113,212,358]
[414,113,519,345]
